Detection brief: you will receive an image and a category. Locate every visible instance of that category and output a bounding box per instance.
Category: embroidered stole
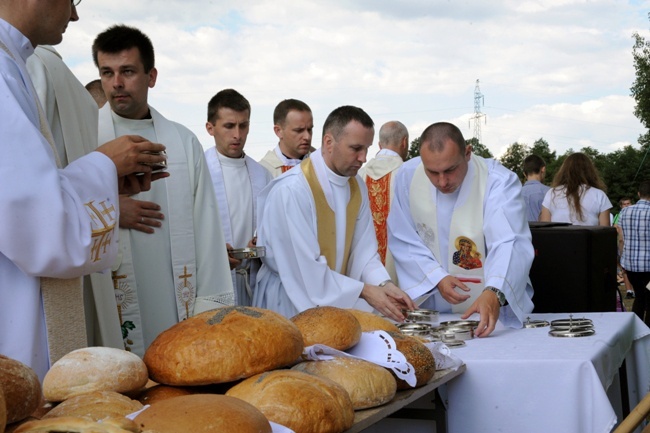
[0,40,91,364]
[365,174,391,264]
[409,157,488,313]
[98,105,197,355]
[301,158,361,274]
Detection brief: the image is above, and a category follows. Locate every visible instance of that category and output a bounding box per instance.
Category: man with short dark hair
[254,106,416,321]
[94,24,233,356]
[619,180,650,325]
[521,154,550,222]
[204,88,272,306]
[260,98,314,177]
[388,122,534,337]
[358,120,409,283]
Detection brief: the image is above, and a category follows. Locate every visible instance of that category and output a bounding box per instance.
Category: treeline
[406,136,650,213]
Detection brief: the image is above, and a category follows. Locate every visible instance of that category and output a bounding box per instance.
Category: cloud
[59,0,649,162]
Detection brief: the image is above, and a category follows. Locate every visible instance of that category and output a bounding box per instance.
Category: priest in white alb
[0,1,167,381]
[254,105,416,322]
[358,120,409,284]
[93,25,233,357]
[259,99,314,177]
[204,89,272,306]
[388,122,534,337]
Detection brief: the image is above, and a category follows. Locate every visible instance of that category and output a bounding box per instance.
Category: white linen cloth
[254,150,389,318]
[443,312,650,433]
[388,155,534,327]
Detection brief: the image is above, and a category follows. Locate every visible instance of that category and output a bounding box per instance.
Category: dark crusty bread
[292,358,397,410]
[386,331,436,389]
[143,307,304,385]
[0,355,41,424]
[42,347,148,402]
[134,394,271,433]
[291,306,362,350]
[347,309,399,333]
[226,369,354,433]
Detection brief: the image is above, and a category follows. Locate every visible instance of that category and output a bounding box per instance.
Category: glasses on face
[72,0,82,6]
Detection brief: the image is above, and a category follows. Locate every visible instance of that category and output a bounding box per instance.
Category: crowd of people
[1,1,647,385]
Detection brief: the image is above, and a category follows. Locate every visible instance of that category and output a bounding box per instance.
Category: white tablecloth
[444,312,650,433]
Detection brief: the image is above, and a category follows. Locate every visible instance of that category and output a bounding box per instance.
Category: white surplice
[98,105,233,356]
[204,148,271,306]
[26,45,123,351]
[259,145,306,178]
[388,155,534,327]
[0,20,119,380]
[358,148,404,284]
[254,150,389,318]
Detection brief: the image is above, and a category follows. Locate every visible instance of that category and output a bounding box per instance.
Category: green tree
[499,142,528,181]
[529,138,557,183]
[406,137,421,161]
[466,137,493,158]
[632,26,650,130]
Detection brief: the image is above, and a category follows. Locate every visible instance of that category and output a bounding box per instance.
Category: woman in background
[539,152,611,226]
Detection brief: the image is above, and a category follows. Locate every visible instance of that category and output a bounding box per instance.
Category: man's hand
[461,289,501,337]
[226,243,242,270]
[437,275,471,304]
[96,135,169,195]
[119,196,164,234]
[360,282,417,322]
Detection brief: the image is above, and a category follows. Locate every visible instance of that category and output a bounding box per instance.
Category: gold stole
[301,158,361,274]
[0,40,89,364]
[365,173,391,264]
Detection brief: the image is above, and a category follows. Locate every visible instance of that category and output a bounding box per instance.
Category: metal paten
[548,315,595,338]
[404,309,440,326]
[229,246,266,260]
[523,317,550,328]
[440,320,479,328]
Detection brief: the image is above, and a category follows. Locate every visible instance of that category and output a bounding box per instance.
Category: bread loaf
[143,307,304,385]
[291,306,361,350]
[13,416,140,433]
[0,383,6,433]
[136,385,193,406]
[134,394,271,433]
[226,369,354,433]
[43,348,148,402]
[347,309,399,332]
[0,355,41,424]
[42,391,142,421]
[386,331,436,389]
[292,358,396,410]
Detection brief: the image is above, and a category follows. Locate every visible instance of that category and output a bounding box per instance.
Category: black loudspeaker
[528,222,618,313]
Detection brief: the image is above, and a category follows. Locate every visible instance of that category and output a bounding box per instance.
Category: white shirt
[542,185,611,225]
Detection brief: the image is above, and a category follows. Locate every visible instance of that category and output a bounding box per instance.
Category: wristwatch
[483,286,507,306]
[378,279,394,287]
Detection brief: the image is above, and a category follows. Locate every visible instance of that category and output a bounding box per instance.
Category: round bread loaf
[144,307,304,385]
[291,306,361,350]
[226,369,354,433]
[43,347,148,402]
[42,391,142,421]
[292,358,396,410]
[13,416,140,433]
[386,331,436,389]
[0,384,6,433]
[0,355,41,424]
[134,394,271,433]
[347,309,399,333]
[136,385,193,406]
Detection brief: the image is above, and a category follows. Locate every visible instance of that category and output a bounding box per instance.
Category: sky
[58,0,650,162]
